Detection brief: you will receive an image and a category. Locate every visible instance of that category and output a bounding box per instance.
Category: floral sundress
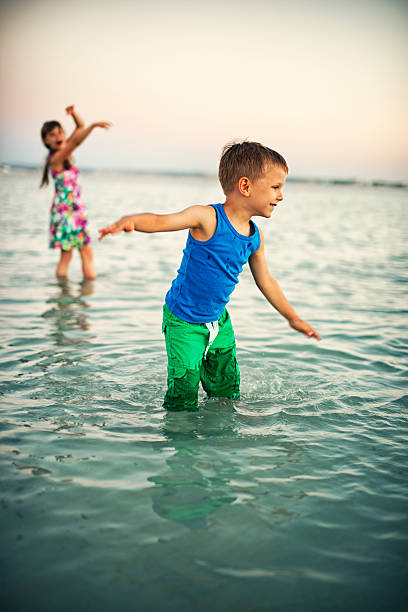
[49,163,91,250]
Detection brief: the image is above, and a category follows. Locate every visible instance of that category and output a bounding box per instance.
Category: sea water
[0,169,407,612]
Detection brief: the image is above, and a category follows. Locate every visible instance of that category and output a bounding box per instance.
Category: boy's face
[248,165,287,218]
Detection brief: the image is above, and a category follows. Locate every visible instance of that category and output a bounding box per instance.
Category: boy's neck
[222,195,253,236]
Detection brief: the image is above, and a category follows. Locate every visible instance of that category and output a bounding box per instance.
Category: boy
[99,141,321,411]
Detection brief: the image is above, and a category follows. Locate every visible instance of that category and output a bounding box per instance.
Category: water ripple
[1,173,407,611]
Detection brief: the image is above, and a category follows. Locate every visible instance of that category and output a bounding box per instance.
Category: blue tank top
[165,203,261,323]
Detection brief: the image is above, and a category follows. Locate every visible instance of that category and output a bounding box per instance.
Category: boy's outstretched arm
[98,205,216,240]
[249,230,321,341]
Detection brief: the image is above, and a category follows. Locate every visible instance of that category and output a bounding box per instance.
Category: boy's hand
[65,105,74,114]
[99,216,134,240]
[289,318,321,341]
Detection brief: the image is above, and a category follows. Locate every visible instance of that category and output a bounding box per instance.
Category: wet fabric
[49,163,91,251]
[162,304,240,411]
[165,203,260,323]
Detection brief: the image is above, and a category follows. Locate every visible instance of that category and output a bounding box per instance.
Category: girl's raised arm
[50,121,111,167]
[66,105,84,141]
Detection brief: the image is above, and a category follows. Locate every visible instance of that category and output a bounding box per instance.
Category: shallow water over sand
[1,170,407,611]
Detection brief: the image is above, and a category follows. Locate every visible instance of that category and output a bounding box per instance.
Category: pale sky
[1,0,407,181]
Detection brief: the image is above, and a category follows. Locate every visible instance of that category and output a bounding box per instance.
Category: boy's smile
[249,166,287,218]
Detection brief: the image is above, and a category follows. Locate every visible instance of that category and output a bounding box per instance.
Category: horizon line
[1,162,407,190]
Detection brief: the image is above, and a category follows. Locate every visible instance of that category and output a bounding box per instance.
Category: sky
[0,0,407,181]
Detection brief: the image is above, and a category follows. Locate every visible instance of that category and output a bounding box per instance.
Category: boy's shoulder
[189,204,217,242]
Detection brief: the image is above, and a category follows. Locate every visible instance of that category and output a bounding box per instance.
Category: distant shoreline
[1,163,407,190]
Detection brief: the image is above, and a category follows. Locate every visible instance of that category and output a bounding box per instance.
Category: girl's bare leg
[56,249,73,277]
[79,244,96,280]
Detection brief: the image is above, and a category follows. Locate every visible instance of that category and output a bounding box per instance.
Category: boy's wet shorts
[162,304,240,411]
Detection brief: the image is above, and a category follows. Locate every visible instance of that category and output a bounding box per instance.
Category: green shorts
[162,304,240,411]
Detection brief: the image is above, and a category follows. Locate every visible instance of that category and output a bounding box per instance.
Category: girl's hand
[92,121,112,129]
[99,216,134,240]
[289,318,322,341]
[65,105,75,115]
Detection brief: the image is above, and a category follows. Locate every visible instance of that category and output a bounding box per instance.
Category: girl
[40,105,111,279]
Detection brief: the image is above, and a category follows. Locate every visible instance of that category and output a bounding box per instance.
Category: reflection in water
[149,404,239,529]
[149,403,307,530]
[41,279,94,346]
[34,278,97,424]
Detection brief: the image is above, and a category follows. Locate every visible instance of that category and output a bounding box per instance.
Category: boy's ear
[238,176,251,197]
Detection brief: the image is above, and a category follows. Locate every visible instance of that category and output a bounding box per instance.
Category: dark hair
[40,120,70,188]
[218,141,288,195]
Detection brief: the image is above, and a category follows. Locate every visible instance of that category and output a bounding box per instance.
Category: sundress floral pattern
[49,163,91,250]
